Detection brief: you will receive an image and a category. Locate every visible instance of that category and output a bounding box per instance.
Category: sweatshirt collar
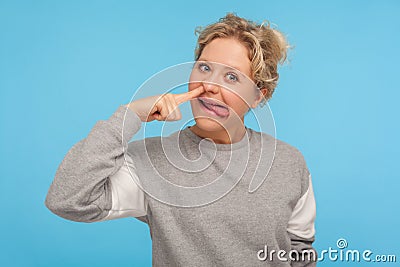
[181,126,252,151]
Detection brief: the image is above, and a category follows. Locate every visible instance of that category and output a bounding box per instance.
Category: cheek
[222,90,249,115]
[222,82,258,108]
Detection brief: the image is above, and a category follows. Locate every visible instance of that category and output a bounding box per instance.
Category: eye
[226,72,239,82]
[198,62,211,72]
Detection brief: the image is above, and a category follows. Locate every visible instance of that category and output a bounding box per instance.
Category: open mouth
[198,97,230,118]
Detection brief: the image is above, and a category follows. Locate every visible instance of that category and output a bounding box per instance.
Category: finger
[146,103,159,121]
[158,99,172,120]
[169,95,182,121]
[164,95,177,121]
[152,112,161,121]
[174,85,204,105]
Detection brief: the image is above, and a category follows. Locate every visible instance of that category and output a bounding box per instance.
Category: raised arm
[45,105,144,222]
[45,86,205,223]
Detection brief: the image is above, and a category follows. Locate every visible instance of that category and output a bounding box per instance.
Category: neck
[189,124,246,144]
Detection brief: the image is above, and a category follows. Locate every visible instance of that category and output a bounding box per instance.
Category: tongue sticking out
[201,100,230,117]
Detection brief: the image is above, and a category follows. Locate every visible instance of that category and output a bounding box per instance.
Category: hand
[126,85,205,122]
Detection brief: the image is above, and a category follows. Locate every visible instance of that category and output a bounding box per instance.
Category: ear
[250,88,268,108]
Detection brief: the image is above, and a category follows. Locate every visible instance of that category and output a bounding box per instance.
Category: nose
[202,81,220,94]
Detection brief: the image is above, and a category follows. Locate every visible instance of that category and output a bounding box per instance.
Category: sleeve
[99,153,148,221]
[287,158,317,266]
[44,104,147,222]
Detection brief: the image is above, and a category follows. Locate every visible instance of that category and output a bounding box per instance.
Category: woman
[45,13,317,266]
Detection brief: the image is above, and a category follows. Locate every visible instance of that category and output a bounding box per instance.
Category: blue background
[1,0,399,266]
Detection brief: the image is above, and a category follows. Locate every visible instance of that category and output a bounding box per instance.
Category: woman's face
[188,38,264,132]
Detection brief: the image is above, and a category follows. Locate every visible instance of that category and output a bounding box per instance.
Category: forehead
[199,38,252,77]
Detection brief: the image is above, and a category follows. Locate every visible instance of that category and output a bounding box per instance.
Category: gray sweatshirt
[45,105,317,267]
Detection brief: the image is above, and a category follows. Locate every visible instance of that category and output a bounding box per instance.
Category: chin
[192,117,225,132]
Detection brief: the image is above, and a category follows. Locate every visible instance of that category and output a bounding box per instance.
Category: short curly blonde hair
[194,13,290,105]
